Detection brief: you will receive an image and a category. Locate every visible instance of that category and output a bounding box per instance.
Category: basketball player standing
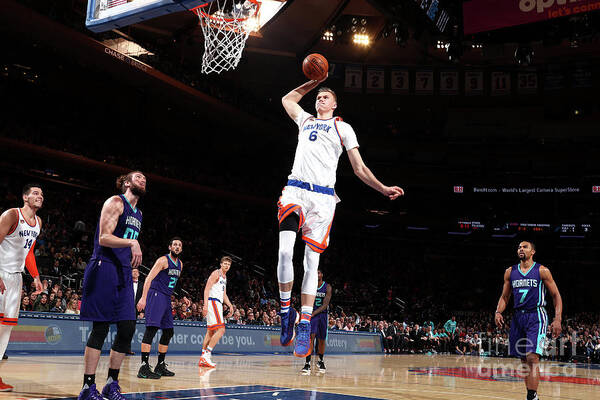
[79,171,145,400]
[301,269,331,375]
[278,77,404,358]
[136,237,183,379]
[198,256,234,368]
[495,241,563,400]
[0,183,44,391]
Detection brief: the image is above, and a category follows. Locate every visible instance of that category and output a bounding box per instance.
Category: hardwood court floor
[0,354,598,399]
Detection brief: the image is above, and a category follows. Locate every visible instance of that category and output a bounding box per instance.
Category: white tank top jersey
[289,109,359,188]
[208,271,227,303]
[0,209,41,273]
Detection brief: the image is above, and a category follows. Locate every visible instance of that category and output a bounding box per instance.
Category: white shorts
[206,298,224,331]
[0,270,23,326]
[277,185,337,253]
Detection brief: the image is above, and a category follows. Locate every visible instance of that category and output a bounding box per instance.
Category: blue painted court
[52,385,382,400]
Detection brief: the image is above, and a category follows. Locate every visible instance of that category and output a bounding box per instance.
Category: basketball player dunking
[198,256,234,368]
[79,171,146,400]
[278,77,404,358]
[136,237,183,379]
[495,241,563,400]
[0,183,44,392]
[301,269,331,375]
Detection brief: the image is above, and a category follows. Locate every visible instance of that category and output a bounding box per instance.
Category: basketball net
[193,0,261,74]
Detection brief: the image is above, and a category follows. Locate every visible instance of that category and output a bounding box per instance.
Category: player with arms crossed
[495,241,563,400]
[301,269,331,375]
[198,256,234,368]
[136,237,183,379]
[278,77,404,357]
[79,171,146,400]
[0,183,44,392]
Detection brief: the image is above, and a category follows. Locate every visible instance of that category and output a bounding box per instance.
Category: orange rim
[192,0,261,23]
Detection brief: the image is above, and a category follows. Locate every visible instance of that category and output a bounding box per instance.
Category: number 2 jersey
[150,254,181,296]
[90,194,142,267]
[0,209,40,273]
[290,109,359,188]
[510,262,546,311]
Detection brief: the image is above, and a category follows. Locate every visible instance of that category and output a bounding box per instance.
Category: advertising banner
[8,313,383,355]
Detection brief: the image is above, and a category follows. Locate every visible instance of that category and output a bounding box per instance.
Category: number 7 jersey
[0,209,40,273]
[510,262,546,311]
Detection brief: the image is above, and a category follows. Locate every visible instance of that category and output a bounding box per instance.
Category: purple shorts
[509,308,548,357]
[311,312,328,340]
[145,288,174,330]
[80,258,135,322]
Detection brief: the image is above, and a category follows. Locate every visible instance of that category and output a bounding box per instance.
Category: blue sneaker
[101,380,126,400]
[294,322,312,357]
[78,384,103,400]
[280,307,298,346]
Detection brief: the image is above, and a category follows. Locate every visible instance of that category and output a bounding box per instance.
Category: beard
[170,250,180,259]
[130,183,146,197]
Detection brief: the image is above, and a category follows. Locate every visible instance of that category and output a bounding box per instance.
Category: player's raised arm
[98,195,142,267]
[281,79,324,122]
[346,148,404,200]
[540,266,563,338]
[137,256,167,311]
[494,267,513,328]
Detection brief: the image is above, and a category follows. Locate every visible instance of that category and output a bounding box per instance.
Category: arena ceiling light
[353,34,370,46]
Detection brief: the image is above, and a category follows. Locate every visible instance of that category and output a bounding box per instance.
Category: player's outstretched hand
[550,319,562,338]
[383,186,405,200]
[494,312,504,329]
[136,298,146,312]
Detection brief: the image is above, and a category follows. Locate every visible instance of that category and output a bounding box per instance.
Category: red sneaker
[0,377,13,392]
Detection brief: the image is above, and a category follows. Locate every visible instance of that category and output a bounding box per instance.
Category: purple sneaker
[77,384,103,400]
[280,307,298,346]
[101,380,126,400]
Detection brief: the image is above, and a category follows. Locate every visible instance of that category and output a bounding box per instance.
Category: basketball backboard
[86,0,212,32]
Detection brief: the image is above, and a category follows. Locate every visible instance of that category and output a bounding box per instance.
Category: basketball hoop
[192,0,261,74]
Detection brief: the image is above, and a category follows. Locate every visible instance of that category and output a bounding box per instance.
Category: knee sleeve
[301,246,320,295]
[142,326,159,345]
[86,321,110,350]
[112,320,136,353]
[277,230,296,284]
[159,328,174,346]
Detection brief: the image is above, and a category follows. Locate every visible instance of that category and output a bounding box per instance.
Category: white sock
[0,325,13,359]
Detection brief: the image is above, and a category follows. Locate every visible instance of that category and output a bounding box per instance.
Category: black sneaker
[301,363,311,375]
[154,361,175,377]
[317,361,326,373]
[137,363,161,379]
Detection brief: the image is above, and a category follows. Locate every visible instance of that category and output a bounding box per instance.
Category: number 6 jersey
[0,209,40,273]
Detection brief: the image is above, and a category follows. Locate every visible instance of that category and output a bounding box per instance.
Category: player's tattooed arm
[98,196,142,266]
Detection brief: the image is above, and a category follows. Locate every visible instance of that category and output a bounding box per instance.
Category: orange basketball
[302,53,328,81]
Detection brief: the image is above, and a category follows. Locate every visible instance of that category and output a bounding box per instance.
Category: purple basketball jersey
[90,194,142,267]
[150,254,181,296]
[510,262,546,311]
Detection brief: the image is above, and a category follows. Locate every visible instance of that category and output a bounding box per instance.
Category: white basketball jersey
[289,110,359,188]
[208,271,227,303]
[0,209,41,273]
